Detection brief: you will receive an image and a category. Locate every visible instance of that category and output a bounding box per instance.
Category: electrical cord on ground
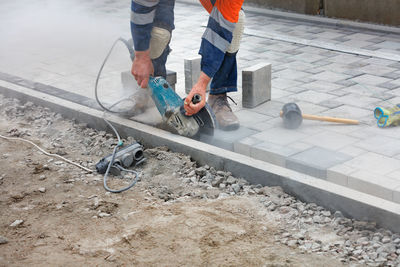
[95,37,141,193]
[0,134,93,173]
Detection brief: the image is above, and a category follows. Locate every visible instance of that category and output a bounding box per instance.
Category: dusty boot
[207,94,240,131]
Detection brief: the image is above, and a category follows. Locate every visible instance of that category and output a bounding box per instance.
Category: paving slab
[286,147,352,178]
[300,131,360,151]
[347,171,400,201]
[343,152,400,176]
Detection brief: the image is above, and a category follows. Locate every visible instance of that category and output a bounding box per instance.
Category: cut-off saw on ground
[95,37,216,138]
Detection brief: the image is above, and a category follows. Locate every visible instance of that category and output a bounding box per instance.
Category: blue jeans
[152,0,238,94]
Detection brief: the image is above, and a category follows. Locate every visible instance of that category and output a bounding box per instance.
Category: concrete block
[351,74,392,86]
[251,141,310,167]
[199,127,259,151]
[242,63,271,108]
[327,164,357,186]
[301,131,359,151]
[234,110,273,129]
[354,136,400,157]
[251,127,308,146]
[394,186,400,204]
[347,171,400,201]
[344,152,400,176]
[286,147,352,178]
[184,56,209,94]
[233,136,262,156]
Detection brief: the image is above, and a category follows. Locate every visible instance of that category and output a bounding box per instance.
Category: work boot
[207,94,240,131]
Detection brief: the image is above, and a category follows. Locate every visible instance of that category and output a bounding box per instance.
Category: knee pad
[227,10,245,54]
[149,27,171,59]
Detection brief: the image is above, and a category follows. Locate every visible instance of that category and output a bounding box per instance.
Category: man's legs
[207,9,245,131]
[151,0,175,78]
[128,0,175,115]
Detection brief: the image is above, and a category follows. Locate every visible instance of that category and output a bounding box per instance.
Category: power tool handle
[192,94,202,104]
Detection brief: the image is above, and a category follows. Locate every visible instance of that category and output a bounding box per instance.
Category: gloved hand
[184,83,207,116]
[131,50,154,88]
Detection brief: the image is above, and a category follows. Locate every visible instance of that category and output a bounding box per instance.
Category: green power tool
[374,104,400,128]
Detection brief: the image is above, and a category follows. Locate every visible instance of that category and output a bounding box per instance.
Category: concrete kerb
[177,0,400,35]
[1,79,400,233]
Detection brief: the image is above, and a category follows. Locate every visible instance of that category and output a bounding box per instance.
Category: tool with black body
[280,103,359,129]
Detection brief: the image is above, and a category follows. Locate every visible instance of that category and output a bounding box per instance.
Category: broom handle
[302,114,359,125]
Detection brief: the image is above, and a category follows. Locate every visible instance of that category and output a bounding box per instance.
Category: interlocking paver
[347,171,400,201]
[234,110,273,129]
[301,131,360,151]
[344,152,400,176]
[327,164,357,186]
[354,136,400,157]
[251,141,309,167]
[250,127,308,146]
[286,147,352,178]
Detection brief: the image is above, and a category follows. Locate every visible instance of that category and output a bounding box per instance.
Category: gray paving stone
[303,79,345,93]
[351,74,392,86]
[388,62,400,69]
[338,146,368,157]
[342,69,365,78]
[378,82,400,90]
[234,109,273,129]
[251,141,309,167]
[319,105,371,119]
[242,63,272,108]
[354,136,400,157]
[334,79,357,87]
[360,62,397,74]
[301,131,360,151]
[286,147,352,179]
[394,186,400,204]
[200,127,259,151]
[367,37,386,44]
[250,127,308,146]
[327,164,358,186]
[319,99,344,109]
[283,90,336,104]
[233,136,262,157]
[274,68,310,80]
[347,171,400,201]
[334,93,381,109]
[344,152,400,176]
[252,100,285,118]
[362,45,380,51]
[272,77,304,90]
[387,170,400,181]
[382,71,400,80]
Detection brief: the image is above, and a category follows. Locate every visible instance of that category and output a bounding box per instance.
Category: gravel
[1,94,400,266]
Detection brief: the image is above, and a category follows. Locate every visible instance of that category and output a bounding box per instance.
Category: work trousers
[153,0,238,95]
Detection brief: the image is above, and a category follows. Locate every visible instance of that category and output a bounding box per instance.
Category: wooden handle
[302,114,359,125]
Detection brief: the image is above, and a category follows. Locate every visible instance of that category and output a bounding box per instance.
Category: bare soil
[0,96,346,266]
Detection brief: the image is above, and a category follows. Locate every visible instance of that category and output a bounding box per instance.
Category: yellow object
[374,104,400,127]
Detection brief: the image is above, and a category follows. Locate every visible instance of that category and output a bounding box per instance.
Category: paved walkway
[1,0,400,204]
